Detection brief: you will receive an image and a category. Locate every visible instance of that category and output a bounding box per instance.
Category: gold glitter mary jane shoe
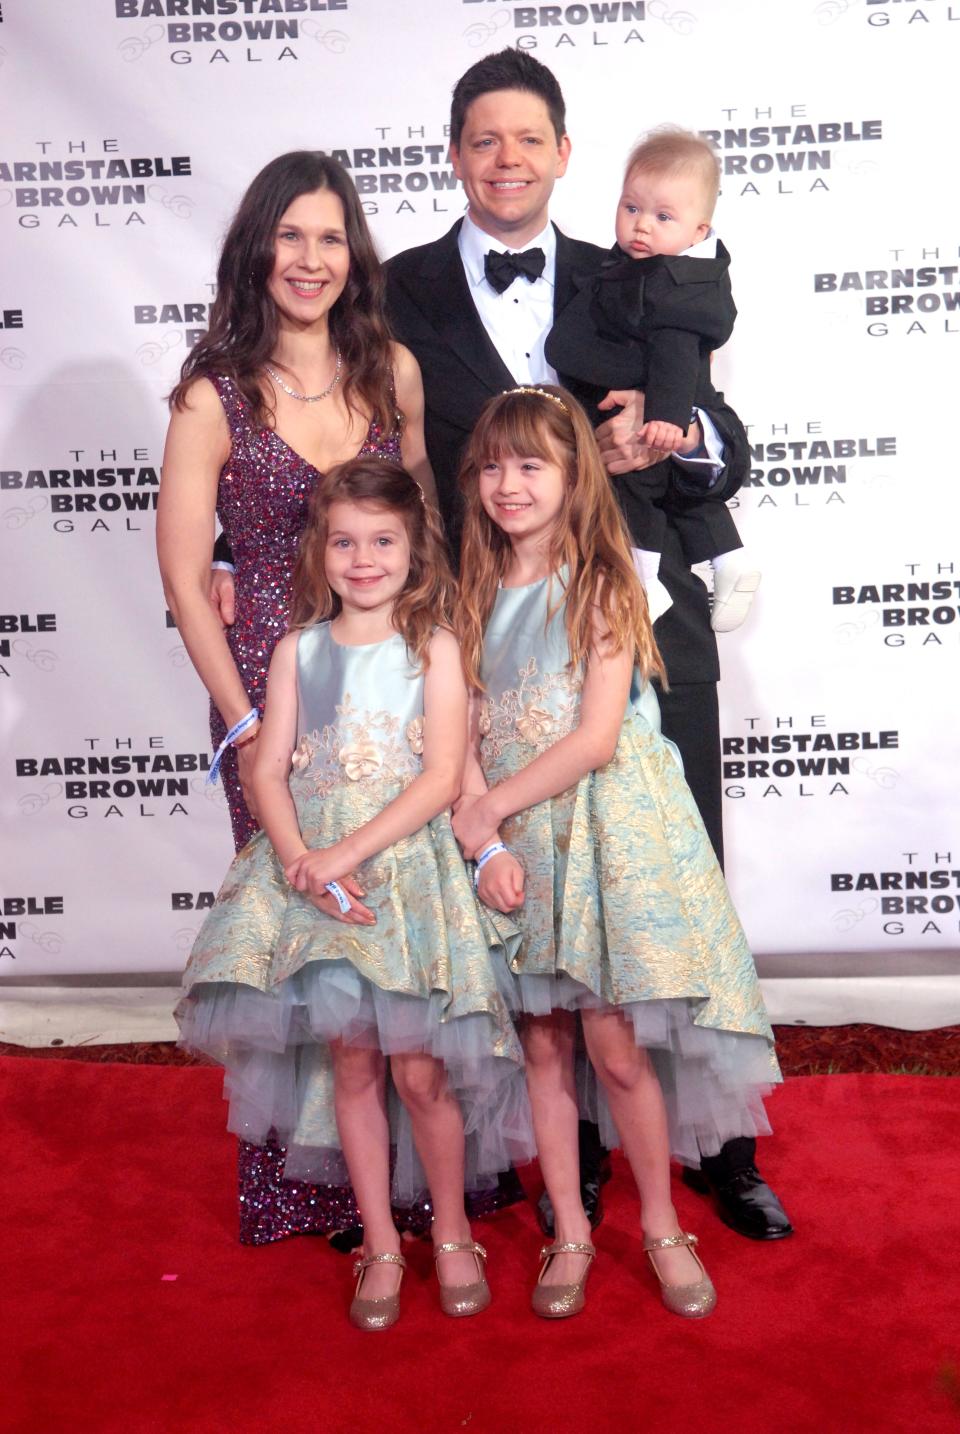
[643,1231,717,1319]
[531,1240,596,1319]
[349,1251,406,1331]
[434,1240,491,1318]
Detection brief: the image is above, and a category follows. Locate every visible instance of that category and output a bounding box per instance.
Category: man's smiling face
[450,87,571,249]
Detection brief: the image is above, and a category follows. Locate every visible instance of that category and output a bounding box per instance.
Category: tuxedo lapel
[553,225,602,318]
[417,222,515,392]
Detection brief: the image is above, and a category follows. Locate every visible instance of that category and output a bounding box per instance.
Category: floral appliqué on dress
[290,694,423,798]
[480,655,582,762]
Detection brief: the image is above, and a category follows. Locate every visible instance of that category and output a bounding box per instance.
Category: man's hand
[595,390,667,475]
[209,568,236,627]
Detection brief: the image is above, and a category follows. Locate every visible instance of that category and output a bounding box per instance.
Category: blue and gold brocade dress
[178,623,532,1203]
[479,573,780,1164]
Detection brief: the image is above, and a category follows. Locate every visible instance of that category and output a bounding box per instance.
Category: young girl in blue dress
[452,386,779,1321]
[178,457,530,1330]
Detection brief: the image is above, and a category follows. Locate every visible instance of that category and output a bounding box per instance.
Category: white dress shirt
[458,213,559,386]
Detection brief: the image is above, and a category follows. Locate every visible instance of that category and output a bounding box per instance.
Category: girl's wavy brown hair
[170,152,396,434]
[456,385,667,692]
[290,457,455,670]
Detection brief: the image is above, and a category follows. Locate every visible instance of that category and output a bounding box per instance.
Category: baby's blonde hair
[624,126,720,219]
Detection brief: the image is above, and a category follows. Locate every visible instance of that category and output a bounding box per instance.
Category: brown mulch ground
[2,1026,958,1075]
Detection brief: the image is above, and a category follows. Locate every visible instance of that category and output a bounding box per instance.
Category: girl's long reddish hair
[290,457,455,670]
[456,386,667,691]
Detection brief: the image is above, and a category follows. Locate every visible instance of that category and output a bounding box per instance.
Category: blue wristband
[473,841,508,888]
[324,880,351,914]
[208,707,259,784]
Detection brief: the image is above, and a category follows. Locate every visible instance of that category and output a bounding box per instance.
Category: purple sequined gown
[205,376,522,1242]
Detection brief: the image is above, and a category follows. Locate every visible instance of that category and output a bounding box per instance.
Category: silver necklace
[265,349,342,403]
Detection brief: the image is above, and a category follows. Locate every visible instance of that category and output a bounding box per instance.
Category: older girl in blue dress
[452,386,779,1320]
[179,458,529,1329]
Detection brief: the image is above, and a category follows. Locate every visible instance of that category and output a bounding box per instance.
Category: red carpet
[4,1058,958,1434]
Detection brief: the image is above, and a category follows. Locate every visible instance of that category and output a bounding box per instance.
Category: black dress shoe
[327,1225,364,1254]
[537,1154,612,1239]
[682,1163,794,1241]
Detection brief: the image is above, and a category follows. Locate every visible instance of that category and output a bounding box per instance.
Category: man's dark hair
[450,49,567,148]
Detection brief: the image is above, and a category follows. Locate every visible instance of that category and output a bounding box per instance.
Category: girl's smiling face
[478,449,567,547]
[324,500,411,617]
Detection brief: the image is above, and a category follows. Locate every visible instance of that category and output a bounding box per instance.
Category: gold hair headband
[501,386,569,414]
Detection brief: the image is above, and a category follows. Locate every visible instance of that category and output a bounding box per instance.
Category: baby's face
[615,167,711,258]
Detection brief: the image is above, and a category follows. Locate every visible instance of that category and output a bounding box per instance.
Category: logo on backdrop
[14,736,212,822]
[171,891,216,911]
[831,849,960,942]
[721,714,900,801]
[0,896,65,963]
[133,295,211,367]
[323,133,458,219]
[0,612,59,682]
[1,304,25,373]
[862,0,950,29]
[814,248,960,337]
[700,107,882,198]
[1,447,158,536]
[730,421,897,515]
[832,562,960,650]
[491,1,651,52]
[464,1,701,53]
[114,0,349,67]
[0,141,194,231]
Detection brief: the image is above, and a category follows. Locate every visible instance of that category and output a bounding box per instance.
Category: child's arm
[451,612,633,859]
[286,627,467,898]
[250,633,309,866]
[251,637,375,924]
[456,691,525,912]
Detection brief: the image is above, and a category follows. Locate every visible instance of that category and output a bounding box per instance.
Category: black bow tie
[483,247,546,294]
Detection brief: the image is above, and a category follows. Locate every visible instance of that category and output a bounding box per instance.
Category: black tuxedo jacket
[385,221,748,685]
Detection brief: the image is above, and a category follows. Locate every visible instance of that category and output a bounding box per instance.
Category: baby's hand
[477,852,525,913]
[637,420,685,452]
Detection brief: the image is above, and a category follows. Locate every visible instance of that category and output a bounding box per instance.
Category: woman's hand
[451,795,500,859]
[477,851,525,913]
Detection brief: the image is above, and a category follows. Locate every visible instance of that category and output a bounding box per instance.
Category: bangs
[468,395,565,468]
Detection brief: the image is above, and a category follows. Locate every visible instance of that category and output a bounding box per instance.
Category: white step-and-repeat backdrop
[2,0,958,984]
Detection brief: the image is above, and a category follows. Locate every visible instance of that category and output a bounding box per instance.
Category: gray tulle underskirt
[178,954,533,1204]
[514,972,774,1166]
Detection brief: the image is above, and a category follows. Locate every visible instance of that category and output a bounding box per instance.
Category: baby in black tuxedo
[546,128,760,632]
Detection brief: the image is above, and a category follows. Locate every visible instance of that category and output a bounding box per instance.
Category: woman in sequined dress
[157,152,437,1244]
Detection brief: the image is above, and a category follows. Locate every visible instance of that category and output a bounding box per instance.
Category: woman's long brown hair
[456,386,667,691]
[170,152,396,434]
[290,457,455,670]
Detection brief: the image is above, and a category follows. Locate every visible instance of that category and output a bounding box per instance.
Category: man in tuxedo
[384,48,792,1242]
